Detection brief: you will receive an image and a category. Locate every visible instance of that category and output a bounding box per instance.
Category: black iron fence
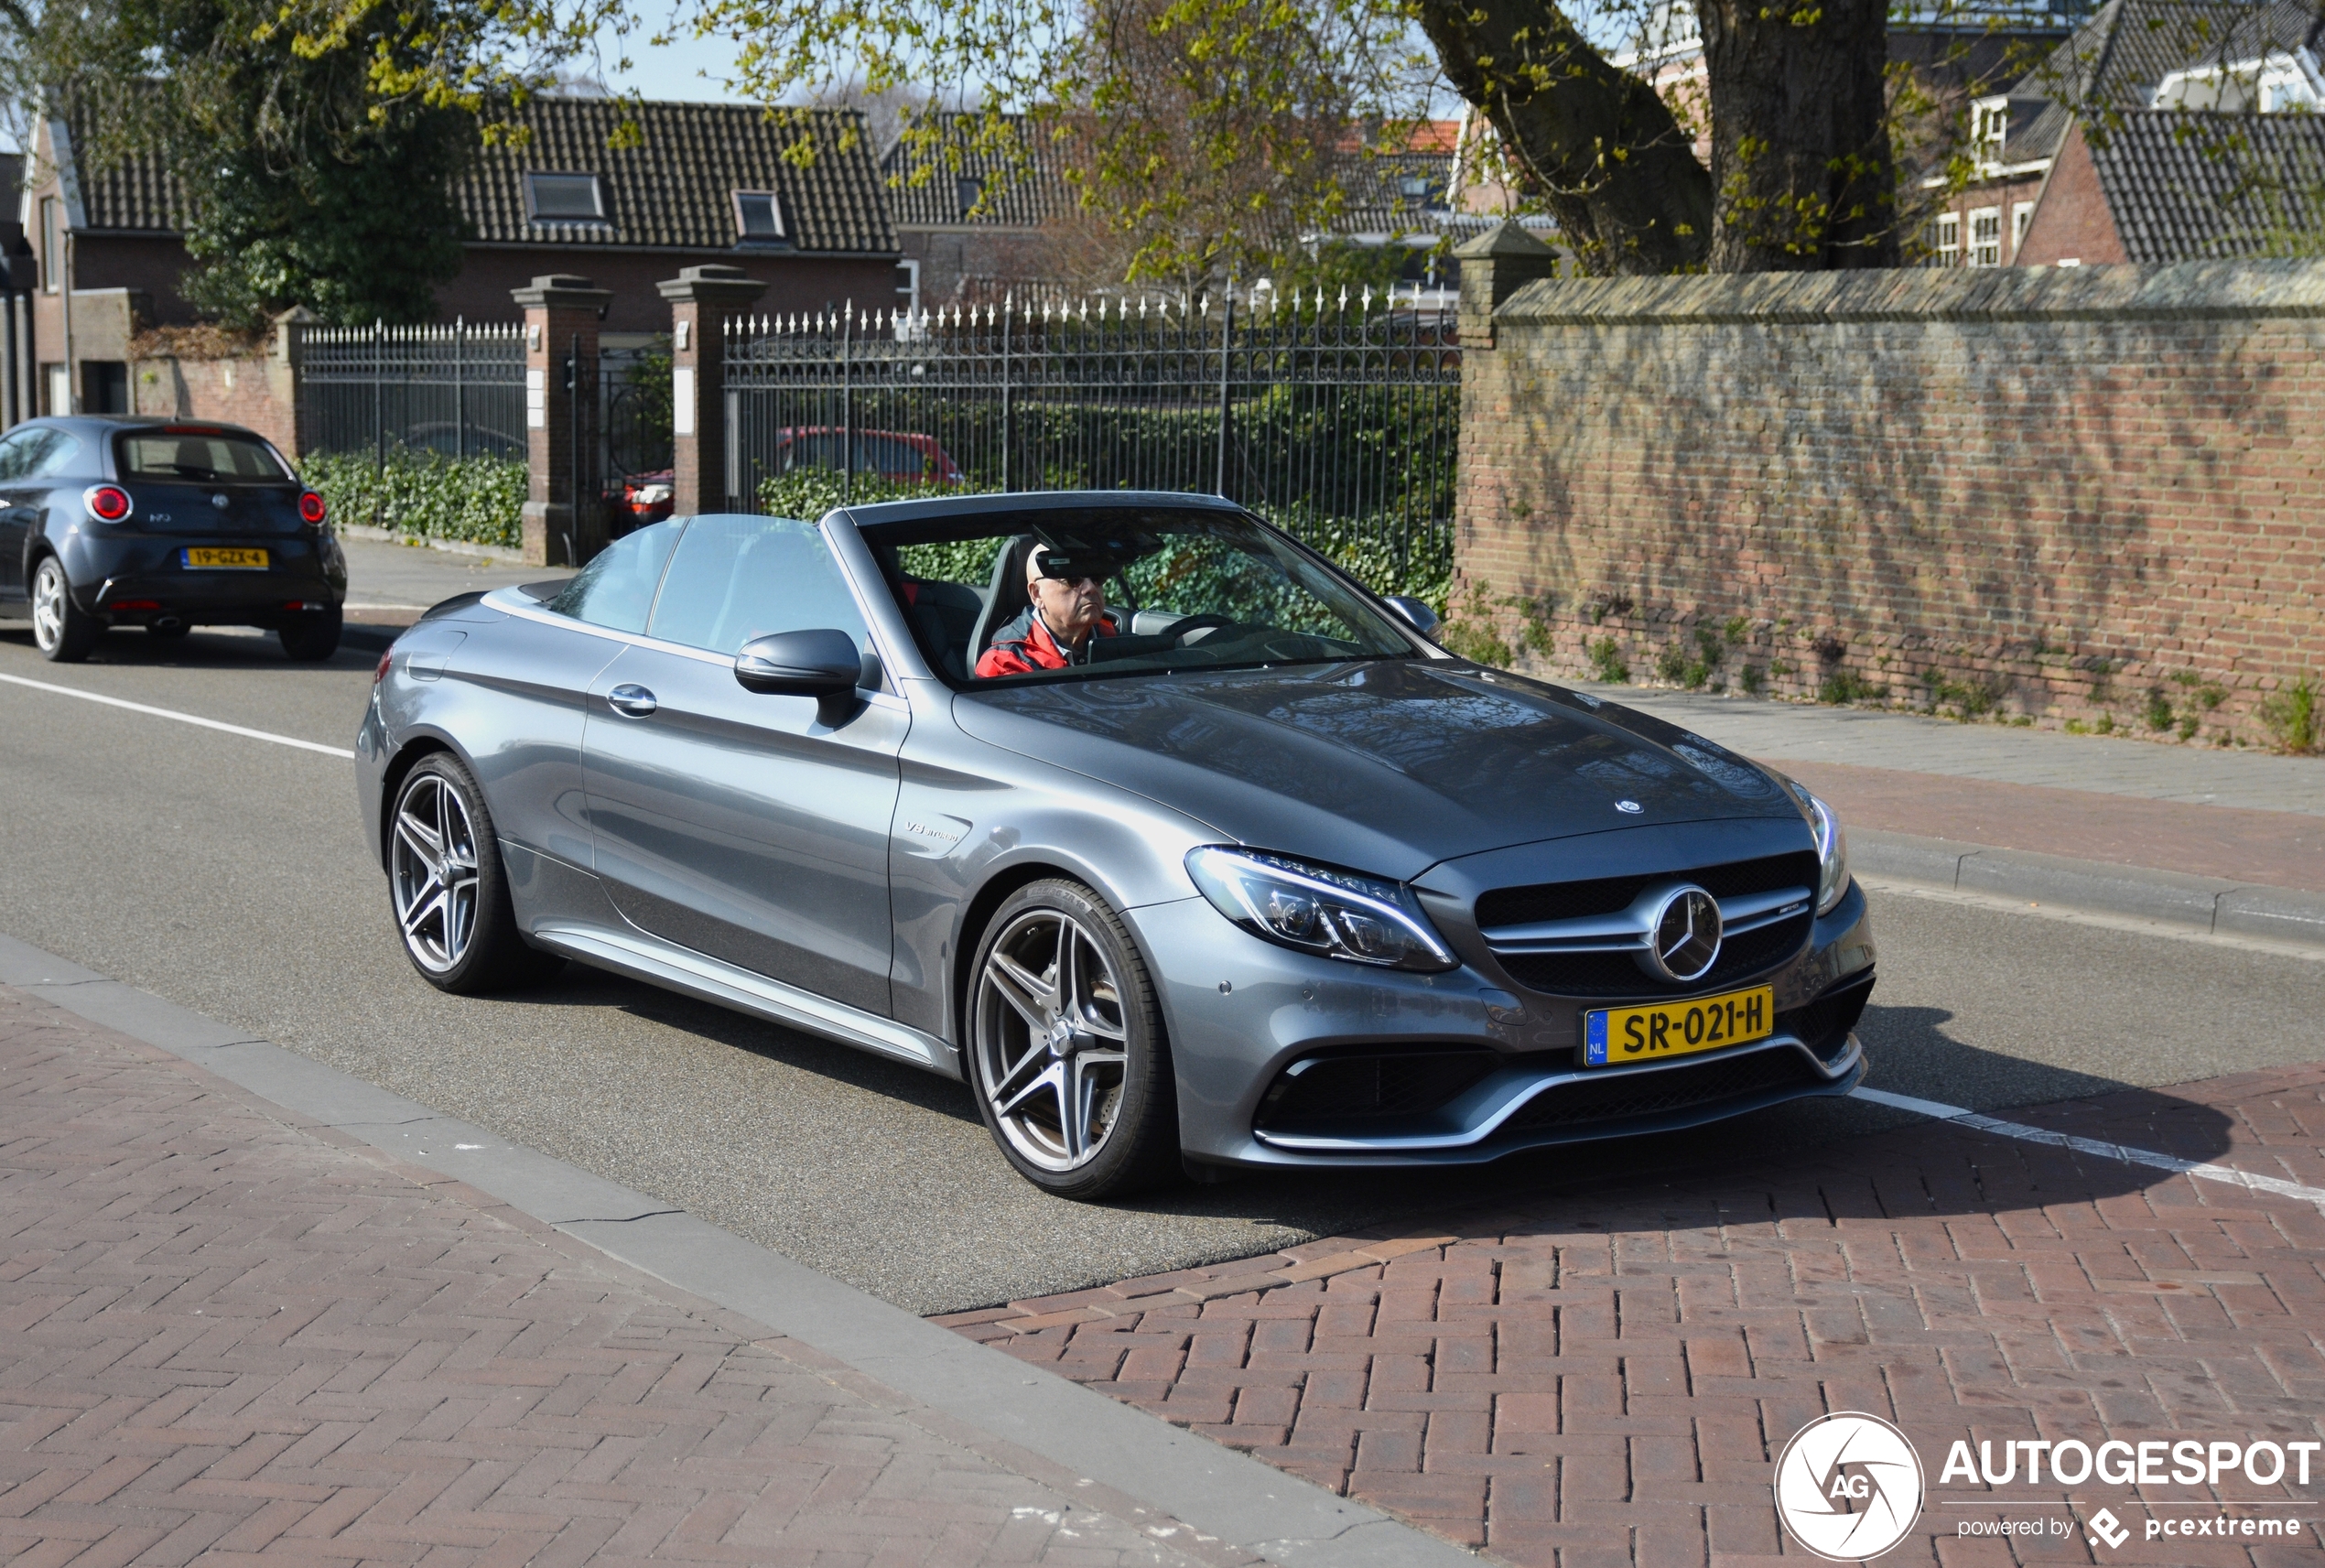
[299,322,527,462]
[721,290,1460,573]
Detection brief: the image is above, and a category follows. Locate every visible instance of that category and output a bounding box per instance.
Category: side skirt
[532,919,961,1081]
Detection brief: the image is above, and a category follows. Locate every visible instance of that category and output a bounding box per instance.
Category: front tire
[29,557,99,663]
[967,879,1180,1200]
[279,607,341,661]
[387,752,563,993]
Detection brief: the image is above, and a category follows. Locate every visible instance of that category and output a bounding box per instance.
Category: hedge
[303,449,527,549]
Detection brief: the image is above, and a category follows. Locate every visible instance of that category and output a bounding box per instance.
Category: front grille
[1778,971,1875,1063]
[1493,912,1811,999]
[1255,1047,1501,1132]
[1498,1046,1822,1135]
[1476,850,1819,931]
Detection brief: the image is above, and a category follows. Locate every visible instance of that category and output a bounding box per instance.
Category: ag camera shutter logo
[1774,1412,1926,1561]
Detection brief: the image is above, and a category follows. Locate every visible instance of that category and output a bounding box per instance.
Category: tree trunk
[1414,0,1711,275]
[1697,0,1898,269]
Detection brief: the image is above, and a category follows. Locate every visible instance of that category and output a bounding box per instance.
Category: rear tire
[387,752,563,994]
[279,607,342,661]
[966,879,1181,1201]
[29,557,99,663]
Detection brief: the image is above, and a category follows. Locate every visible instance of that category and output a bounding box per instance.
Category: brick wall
[1454,261,2325,747]
[132,349,297,455]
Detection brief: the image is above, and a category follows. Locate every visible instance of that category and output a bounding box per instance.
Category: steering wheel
[1167,613,1237,645]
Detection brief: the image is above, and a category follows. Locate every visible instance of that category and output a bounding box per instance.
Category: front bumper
[1139,877,1876,1169]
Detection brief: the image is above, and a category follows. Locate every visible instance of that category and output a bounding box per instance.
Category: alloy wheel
[30,560,65,651]
[973,908,1131,1172]
[390,770,482,974]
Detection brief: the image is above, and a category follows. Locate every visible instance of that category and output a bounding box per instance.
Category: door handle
[606,684,658,718]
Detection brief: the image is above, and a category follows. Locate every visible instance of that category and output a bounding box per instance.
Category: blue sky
[587,25,756,102]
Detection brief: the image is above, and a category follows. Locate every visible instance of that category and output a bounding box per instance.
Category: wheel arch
[375,731,466,871]
[949,860,1084,1048]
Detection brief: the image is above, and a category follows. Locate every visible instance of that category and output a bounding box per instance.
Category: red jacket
[975,607,1115,678]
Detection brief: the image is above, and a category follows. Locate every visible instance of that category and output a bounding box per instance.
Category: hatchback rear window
[116,432,290,482]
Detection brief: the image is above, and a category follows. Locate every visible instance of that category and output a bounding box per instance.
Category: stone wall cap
[511,274,614,310]
[1496,258,2325,324]
[657,264,772,305]
[1455,219,1561,261]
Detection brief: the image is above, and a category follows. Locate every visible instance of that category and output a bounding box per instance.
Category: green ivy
[304,449,527,549]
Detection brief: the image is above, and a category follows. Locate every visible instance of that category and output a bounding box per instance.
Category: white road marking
[344,601,428,611]
[1853,1085,2325,1208]
[0,672,355,759]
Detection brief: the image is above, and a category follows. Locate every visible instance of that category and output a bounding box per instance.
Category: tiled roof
[57,94,896,254]
[464,98,893,252]
[1333,151,1459,234]
[2009,0,2324,122]
[2089,107,2325,259]
[62,101,185,232]
[879,114,1074,228]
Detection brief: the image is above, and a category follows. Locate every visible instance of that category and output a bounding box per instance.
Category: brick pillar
[1454,221,1561,350]
[267,306,315,461]
[514,274,613,567]
[657,265,767,516]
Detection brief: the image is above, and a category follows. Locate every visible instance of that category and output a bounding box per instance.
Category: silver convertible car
[355,492,1875,1198]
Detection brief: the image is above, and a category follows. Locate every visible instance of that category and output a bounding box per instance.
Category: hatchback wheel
[280,608,341,662]
[29,557,99,663]
[388,752,562,993]
[968,880,1179,1200]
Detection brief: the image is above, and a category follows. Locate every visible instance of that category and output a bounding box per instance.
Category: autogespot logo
[1774,1412,1927,1562]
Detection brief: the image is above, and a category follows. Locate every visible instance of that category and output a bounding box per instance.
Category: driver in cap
[975,544,1119,677]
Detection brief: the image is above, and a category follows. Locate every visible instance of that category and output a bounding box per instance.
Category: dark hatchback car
[0,416,347,663]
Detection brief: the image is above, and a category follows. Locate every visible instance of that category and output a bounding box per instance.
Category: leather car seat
[965,535,1039,666]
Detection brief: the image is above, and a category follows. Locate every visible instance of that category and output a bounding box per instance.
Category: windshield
[863,507,1420,687]
[116,431,291,483]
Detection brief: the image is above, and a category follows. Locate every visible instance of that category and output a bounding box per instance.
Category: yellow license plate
[1585,985,1775,1066]
[183,547,269,569]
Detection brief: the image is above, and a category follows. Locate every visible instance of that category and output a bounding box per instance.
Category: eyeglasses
[1038,572,1104,589]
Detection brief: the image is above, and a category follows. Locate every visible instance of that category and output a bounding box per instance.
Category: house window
[734,191,785,241]
[2012,200,2035,257]
[957,177,982,219]
[894,258,921,316]
[1974,102,2010,149]
[1933,211,1960,265]
[1968,207,2001,267]
[525,172,605,222]
[39,197,61,293]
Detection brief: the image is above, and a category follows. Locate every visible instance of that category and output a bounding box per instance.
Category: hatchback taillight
[84,485,133,523]
[373,650,394,685]
[298,491,328,525]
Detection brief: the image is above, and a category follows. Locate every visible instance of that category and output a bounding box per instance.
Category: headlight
[1185,847,1456,972]
[1807,793,1850,914]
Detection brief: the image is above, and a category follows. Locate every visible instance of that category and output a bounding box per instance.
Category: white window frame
[1968,206,2002,267]
[733,189,785,242]
[2011,200,2035,258]
[1933,211,1960,266]
[39,197,61,294]
[524,171,607,223]
[894,257,921,317]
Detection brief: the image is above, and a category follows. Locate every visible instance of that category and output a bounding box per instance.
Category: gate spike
[1337,286,1348,312]
[1361,284,1373,311]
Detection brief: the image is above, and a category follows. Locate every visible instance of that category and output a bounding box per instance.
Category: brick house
[1925,0,2325,265]
[881,115,1075,308]
[19,95,900,416]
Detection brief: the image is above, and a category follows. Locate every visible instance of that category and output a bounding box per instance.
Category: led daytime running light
[1185,847,1455,971]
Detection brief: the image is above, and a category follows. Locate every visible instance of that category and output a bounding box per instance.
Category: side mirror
[1382,595,1441,636]
[736,629,865,723]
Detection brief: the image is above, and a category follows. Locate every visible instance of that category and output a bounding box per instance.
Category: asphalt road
[2,539,2318,1314]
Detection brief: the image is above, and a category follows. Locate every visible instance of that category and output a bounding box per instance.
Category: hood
[950,660,1803,881]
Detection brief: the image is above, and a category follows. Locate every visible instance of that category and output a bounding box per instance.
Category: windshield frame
[855,501,1438,693]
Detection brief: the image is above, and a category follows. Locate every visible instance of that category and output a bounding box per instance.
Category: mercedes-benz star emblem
[1642,884,1723,982]
[211,492,230,509]
[1615,799,1644,814]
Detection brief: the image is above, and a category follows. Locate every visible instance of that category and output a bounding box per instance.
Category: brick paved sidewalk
[0,985,1210,1568]
[943,1068,2325,1565]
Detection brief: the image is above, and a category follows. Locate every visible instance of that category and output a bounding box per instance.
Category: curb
[1853,827,2325,949]
[337,524,524,560]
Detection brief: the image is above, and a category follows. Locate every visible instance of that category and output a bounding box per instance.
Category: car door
[580,514,907,1016]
